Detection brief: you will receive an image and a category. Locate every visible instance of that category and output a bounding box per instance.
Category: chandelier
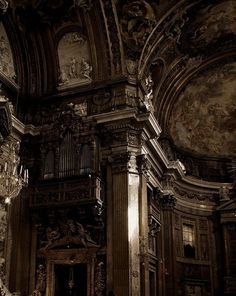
[0,140,28,203]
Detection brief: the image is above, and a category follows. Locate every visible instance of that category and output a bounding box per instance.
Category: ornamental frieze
[30,177,104,208]
[173,185,217,203]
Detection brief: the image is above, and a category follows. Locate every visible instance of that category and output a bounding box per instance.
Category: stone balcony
[29,175,103,209]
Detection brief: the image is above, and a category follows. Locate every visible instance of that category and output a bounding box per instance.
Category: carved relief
[39,218,98,250]
[142,74,154,111]
[58,32,92,88]
[33,265,46,296]
[165,8,189,44]
[119,0,157,52]
[0,23,16,80]
[94,261,106,296]
[137,154,151,178]
[173,185,217,203]
[111,152,138,174]
[160,194,176,209]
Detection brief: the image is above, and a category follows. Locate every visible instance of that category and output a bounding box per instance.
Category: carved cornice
[173,184,217,204]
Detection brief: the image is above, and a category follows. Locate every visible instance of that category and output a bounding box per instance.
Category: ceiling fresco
[181,0,236,52]
[169,60,236,158]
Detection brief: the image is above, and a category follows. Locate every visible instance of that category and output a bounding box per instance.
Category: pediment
[40,236,99,251]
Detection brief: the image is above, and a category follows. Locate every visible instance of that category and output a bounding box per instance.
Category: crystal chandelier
[0,140,28,203]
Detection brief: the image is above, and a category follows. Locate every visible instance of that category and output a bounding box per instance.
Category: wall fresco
[186,1,236,49]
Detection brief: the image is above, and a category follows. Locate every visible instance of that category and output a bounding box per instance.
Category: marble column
[137,155,150,296]
[108,152,140,296]
[161,194,177,296]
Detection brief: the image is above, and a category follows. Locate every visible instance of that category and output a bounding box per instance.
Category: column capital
[137,154,151,178]
[110,152,138,174]
[159,193,177,209]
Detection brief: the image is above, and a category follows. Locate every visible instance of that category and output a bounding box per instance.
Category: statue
[69,57,78,79]
[80,58,92,80]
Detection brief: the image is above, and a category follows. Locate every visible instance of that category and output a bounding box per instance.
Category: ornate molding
[101,0,123,74]
[0,0,8,16]
[94,261,106,296]
[137,154,151,178]
[111,152,138,174]
[173,184,217,203]
[118,0,157,55]
[30,177,104,208]
[160,193,177,209]
[33,265,46,296]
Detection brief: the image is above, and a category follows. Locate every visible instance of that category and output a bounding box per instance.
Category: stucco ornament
[120,0,156,51]
[58,32,92,88]
[0,23,16,80]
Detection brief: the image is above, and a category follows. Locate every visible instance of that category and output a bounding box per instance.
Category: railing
[30,175,104,208]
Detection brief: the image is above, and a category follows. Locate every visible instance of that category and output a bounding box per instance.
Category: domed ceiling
[181,0,236,53]
[148,0,236,181]
[169,60,236,158]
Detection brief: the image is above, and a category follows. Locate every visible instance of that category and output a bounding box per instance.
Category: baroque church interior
[0,0,235,295]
